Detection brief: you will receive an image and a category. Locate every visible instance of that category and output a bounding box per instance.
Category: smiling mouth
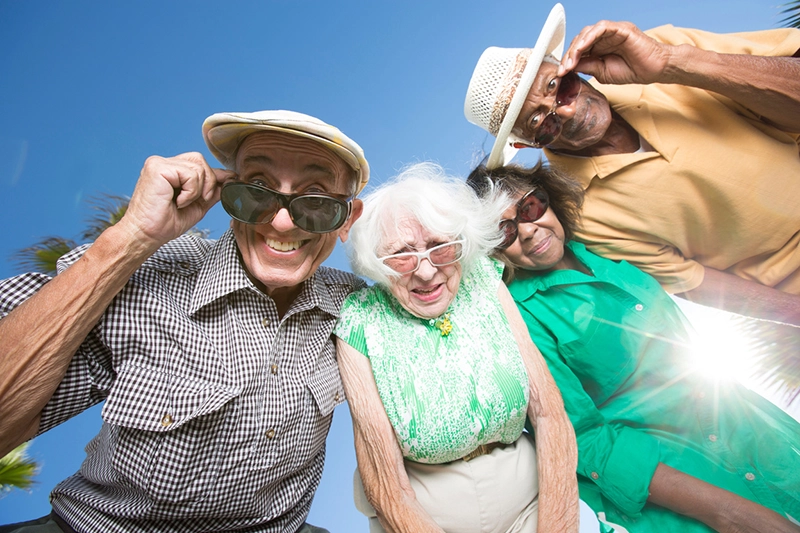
[412,283,443,300]
[266,238,307,252]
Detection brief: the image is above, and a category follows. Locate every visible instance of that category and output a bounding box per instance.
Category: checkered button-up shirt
[0,230,365,533]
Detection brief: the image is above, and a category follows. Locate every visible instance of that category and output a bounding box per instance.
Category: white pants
[354,433,540,533]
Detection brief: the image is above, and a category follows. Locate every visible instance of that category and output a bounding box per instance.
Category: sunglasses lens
[518,190,549,223]
[383,255,418,274]
[498,219,518,249]
[556,72,581,106]
[291,196,349,233]
[534,114,562,147]
[221,183,349,233]
[429,242,463,266]
[221,183,281,224]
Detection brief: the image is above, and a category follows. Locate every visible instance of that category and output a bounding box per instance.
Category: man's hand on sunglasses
[119,152,234,253]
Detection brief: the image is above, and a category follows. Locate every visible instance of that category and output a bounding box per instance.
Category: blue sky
[0,0,795,530]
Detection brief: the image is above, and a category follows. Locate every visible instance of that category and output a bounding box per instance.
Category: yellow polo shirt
[545,25,800,294]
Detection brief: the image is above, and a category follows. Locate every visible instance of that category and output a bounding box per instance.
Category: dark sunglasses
[513,72,582,149]
[498,189,550,249]
[221,182,352,233]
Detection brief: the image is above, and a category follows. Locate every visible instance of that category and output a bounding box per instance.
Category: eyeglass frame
[497,189,550,250]
[379,239,466,274]
[512,71,583,149]
[220,181,354,233]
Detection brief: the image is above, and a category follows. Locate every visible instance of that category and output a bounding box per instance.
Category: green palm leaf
[734,317,800,406]
[779,0,800,28]
[0,443,38,494]
[11,237,78,276]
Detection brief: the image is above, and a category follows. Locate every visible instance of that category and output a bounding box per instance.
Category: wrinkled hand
[559,20,673,85]
[118,152,233,249]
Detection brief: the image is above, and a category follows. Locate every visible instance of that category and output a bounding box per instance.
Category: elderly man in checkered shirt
[0,110,369,533]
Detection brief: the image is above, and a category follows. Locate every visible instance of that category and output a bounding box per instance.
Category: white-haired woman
[333,163,581,533]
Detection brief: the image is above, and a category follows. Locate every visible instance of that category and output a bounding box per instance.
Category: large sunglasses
[513,72,582,149]
[498,189,550,249]
[380,240,465,274]
[221,182,352,233]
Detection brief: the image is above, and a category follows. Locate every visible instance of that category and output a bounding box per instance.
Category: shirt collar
[189,230,342,318]
[508,241,603,300]
[544,81,677,183]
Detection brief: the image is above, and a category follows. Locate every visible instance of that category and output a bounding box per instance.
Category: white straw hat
[464,3,566,169]
[202,110,370,194]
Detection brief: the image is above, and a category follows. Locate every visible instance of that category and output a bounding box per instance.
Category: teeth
[266,239,303,252]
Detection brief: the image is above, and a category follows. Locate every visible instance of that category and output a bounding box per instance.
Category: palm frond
[779,0,800,28]
[0,443,38,495]
[11,237,78,276]
[734,317,800,406]
[80,194,130,242]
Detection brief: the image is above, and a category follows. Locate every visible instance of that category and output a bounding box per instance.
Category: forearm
[354,433,443,533]
[663,45,800,131]
[530,413,579,533]
[0,223,157,455]
[677,266,800,327]
[648,463,800,532]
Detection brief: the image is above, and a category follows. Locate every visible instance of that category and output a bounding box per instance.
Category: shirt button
[590,472,599,480]
[262,317,270,327]
[271,364,278,375]
[634,304,644,311]
[334,392,340,402]
[161,414,174,427]
[266,429,276,439]
[708,434,718,442]
[745,472,756,481]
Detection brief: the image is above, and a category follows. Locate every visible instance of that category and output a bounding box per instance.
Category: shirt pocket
[101,363,240,503]
[291,342,345,469]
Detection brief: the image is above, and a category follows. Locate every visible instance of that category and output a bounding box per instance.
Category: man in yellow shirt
[464,4,800,326]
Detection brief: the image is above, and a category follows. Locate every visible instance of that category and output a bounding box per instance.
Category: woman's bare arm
[336,337,444,533]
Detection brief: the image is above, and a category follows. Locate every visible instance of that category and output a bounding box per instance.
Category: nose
[517,221,539,242]
[270,207,297,232]
[554,96,577,121]
[414,258,438,280]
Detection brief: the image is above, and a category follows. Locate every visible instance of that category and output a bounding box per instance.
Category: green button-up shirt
[509,241,800,532]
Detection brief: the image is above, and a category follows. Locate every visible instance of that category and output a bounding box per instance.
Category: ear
[338,199,363,243]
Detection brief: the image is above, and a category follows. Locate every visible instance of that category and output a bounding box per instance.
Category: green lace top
[335,256,528,464]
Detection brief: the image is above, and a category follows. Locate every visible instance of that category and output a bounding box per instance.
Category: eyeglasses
[221,182,352,233]
[380,240,465,274]
[498,189,550,249]
[513,72,582,149]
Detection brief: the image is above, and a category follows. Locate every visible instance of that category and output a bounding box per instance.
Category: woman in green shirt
[467,162,800,533]
[334,163,581,533]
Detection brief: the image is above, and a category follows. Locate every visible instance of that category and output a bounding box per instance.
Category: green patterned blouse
[335,256,529,464]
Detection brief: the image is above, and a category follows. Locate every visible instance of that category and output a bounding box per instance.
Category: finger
[171,152,220,206]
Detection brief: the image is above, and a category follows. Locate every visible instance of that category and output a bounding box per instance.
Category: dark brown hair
[467,159,584,242]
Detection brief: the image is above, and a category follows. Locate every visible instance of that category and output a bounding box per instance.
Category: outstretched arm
[676,266,800,327]
[498,284,579,533]
[559,20,800,131]
[0,153,230,456]
[649,463,800,533]
[336,338,444,533]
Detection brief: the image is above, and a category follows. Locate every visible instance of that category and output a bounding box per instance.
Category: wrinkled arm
[0,153,229,456]
[336,338,444,533]
[676,266,800,327]
[649,463,800,533]
[498,284,579,533]
[560,20,800,130]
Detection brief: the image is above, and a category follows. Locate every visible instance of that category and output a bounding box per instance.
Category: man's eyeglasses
[514,71,582,149]
[221,182,352,233]
[498,189,550,249]
[380,240,465,274]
